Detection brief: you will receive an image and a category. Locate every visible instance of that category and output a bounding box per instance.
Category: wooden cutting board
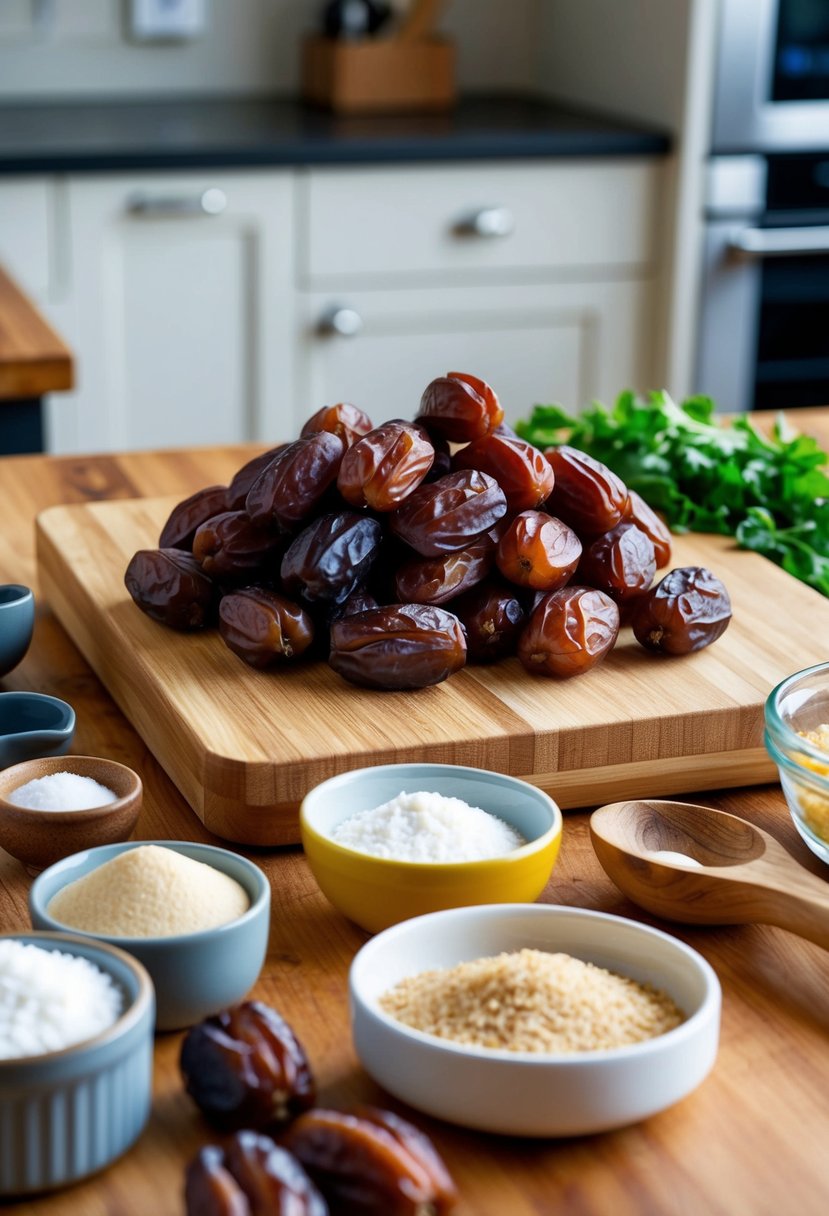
[35,495,827,845]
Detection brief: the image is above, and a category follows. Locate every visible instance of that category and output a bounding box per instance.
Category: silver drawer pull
[318,306,363,337]
[728,225,829,258]
[126,187,228,217]
[453,206,515,238]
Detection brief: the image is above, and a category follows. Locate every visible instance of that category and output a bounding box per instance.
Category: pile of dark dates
[125,372,732,691]
[180,999,458,1215]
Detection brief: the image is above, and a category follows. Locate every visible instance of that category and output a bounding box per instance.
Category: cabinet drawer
[302,160,660,283]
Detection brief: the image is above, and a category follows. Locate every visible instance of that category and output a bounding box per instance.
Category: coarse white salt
[0,938,123,1060]
[8,772,118,811]
[329,790,526,862]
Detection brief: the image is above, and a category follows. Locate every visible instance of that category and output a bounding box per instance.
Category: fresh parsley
[515,390,829,597]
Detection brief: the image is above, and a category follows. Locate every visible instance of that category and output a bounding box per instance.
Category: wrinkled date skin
[495,510,582,591]
[159,485,230,551]
[185,1134,328,1216]
[578,521,656,605]
[329,603,467,690]
[389,469,507,558]
[227,446,286,511]
[219,588,314,667]
[518,585,620,678]
[631,565,732,655]
[192,511,287,582]
[545,445,629,535]
[393,533,495,605]
[300,402,374,449]
[281,512,383,605]
[416,371,503,443]
[246,432,345,532]
[179,1000,316,1132]
[452,432,555,513]
[452,580,526,663]
[337,421,434,511]
[283,1106,459,1216]
[623,489,673,568]
[124,548,218,631]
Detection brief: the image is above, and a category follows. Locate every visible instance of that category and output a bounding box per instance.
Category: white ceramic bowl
[350,903,720,1138]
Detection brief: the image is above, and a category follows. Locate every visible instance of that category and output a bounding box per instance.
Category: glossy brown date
[518,585,620,678]
[300,402,374,449]
[416,371,503,443]
[159,484,230,551]
[179,1000,316,1132]
[284,1106,458,1216]
[495,510,582,591]
[185,1134,328,1216]
[545,445,629,535]
[631,566,732,654]
[124,548,218,631]
[329,603,467,690]
[389,469,507,557]
[451,431,555,512]
[578,521,656,605]
[192,510,286,581]
[337,421,434,511]
[246,432,345,532]
[393,533,494,605]
[622,489,673,568]
[452,580,526,663]
[280,512,383,605]
[227,446,286,511]
[219,588,314,667]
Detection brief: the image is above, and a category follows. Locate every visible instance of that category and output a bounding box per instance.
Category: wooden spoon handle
[763,886,829,951]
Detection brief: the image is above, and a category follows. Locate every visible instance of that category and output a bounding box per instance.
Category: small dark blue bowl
[0,585,34,678]
[0,692,75,768]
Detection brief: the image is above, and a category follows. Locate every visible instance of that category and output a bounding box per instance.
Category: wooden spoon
[589,799,829,950]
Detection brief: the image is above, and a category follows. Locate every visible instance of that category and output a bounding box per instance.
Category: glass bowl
[764,661,829,864]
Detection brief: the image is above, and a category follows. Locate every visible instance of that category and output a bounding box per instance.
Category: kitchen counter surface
[0,411,828,1214]
[0,93,670,174]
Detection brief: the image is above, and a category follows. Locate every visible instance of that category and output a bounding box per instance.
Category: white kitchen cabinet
[49,171,295,453]
[295,160,661,428]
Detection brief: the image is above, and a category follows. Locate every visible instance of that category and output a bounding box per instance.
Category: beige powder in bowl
[47,845,250,938]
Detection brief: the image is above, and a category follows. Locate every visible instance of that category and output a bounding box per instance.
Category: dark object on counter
[124,548,218,630]
[180,1000,316,1132]
[631,566,732,655]
[322,0,391,39]
[185,1133,329,1216]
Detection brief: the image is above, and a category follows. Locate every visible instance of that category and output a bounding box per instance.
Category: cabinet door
[296,280,652,429]
[50,172,294,454]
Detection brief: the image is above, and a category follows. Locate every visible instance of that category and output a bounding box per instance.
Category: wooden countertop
[0,267,73,400]
[1,413,829,1215]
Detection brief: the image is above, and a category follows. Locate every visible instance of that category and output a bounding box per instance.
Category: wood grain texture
[0,423,828,1215]
[0,267,73,398]
[36,496,826,843]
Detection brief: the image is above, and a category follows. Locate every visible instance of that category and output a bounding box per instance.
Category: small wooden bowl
[0,756,142,872]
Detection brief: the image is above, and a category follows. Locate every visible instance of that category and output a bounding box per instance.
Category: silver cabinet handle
[728,225,829,258]
[453,206,515,238]
[317,306,363,337]
[126,187,228,217]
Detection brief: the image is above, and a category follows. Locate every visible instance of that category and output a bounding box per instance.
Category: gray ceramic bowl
[0,585,34,678]
[0,691,75,768]
[29,840,270,1031]
[0,930,154,1196]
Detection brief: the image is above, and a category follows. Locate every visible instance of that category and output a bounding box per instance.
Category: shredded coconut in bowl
[329,790,526,862]
[0,939,123,1059]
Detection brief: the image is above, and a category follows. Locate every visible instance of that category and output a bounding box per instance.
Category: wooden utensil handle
[765,886,829,951]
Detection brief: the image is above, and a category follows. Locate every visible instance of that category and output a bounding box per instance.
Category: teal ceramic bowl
[0,930,154,1196]
[29,841,270,1032]
[0,585,34,679]
[0,691,75,768]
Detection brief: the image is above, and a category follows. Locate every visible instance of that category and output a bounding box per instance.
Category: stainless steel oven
[697,0,829,410]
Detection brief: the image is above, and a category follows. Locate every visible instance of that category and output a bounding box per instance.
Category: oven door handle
[728,225,829,258]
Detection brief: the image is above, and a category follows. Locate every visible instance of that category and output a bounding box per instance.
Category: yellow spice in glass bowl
[796,725,829,842]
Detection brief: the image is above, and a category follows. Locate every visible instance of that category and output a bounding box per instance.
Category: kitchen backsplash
[0,0,541,99]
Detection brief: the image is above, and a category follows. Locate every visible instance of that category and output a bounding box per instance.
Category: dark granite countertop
[0,93,670,174]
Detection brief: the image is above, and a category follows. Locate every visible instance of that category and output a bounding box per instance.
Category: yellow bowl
[300,763,563,934]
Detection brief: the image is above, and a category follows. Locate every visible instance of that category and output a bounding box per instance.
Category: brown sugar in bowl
[0,755,142,872]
